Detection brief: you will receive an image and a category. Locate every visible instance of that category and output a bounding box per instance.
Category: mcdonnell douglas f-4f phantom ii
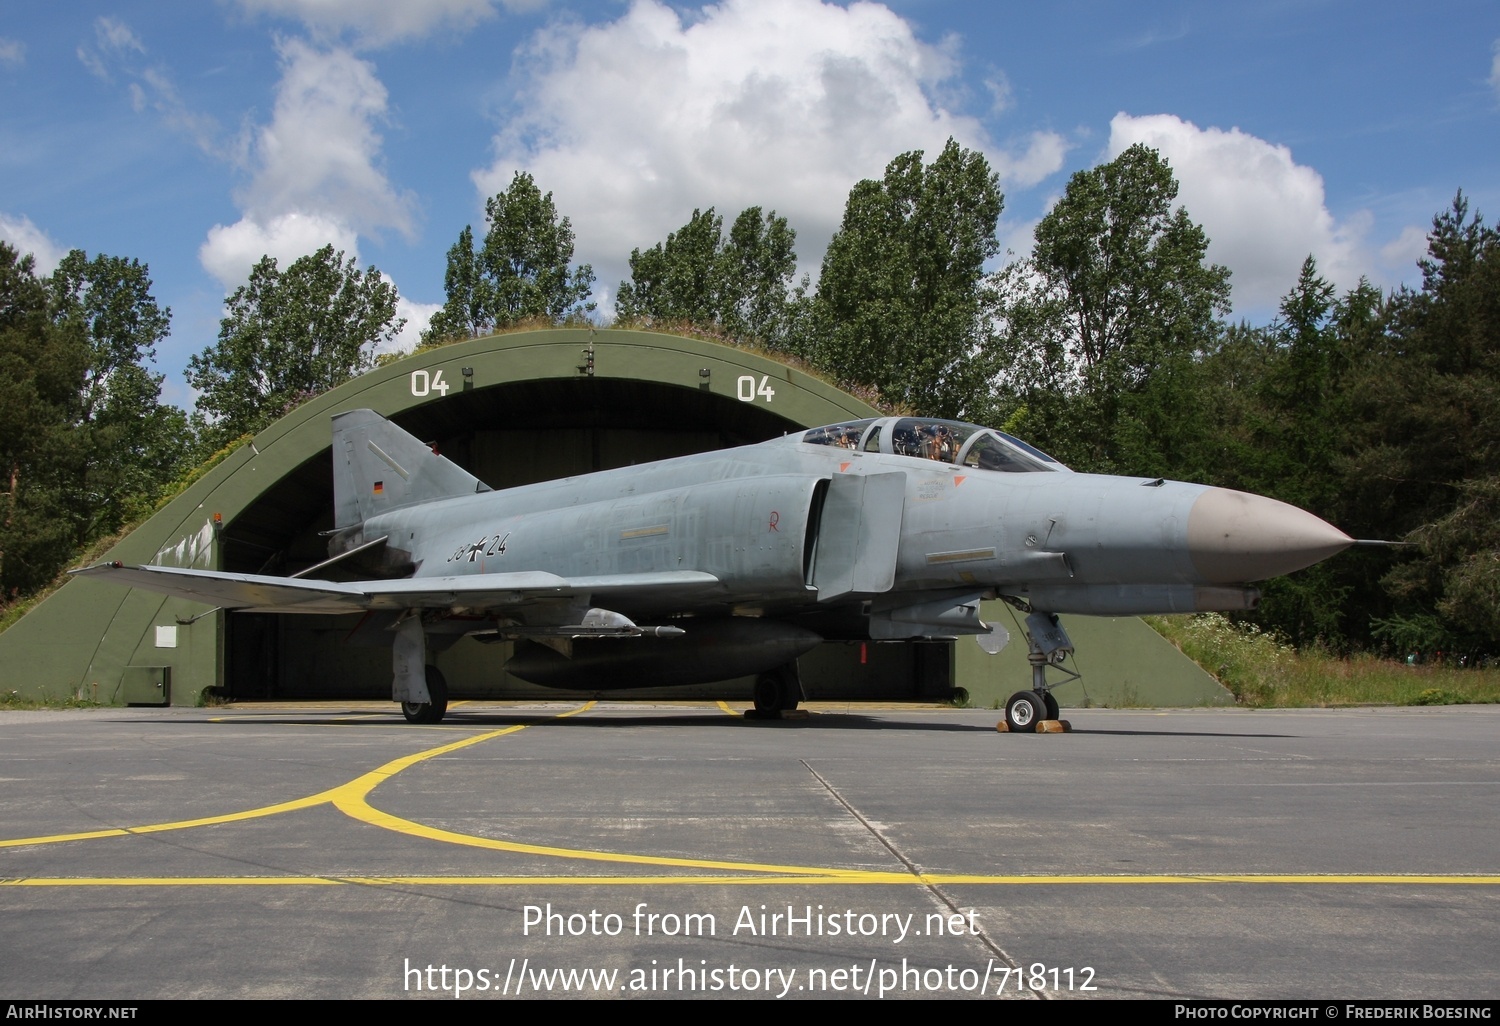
[74,410,1354,729]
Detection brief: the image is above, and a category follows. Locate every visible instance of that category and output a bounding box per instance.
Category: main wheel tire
[402,665,449,724]
[1005,690,1046,733]
[1042,691,1060,721]
[779,668,802,711]
[753,672,783,717]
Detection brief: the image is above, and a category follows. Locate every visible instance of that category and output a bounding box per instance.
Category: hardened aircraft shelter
[0,329,1224,709]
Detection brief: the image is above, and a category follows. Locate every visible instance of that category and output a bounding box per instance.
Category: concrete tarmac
[1,702,1496,1000]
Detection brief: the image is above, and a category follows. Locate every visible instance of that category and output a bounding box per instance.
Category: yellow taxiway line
[4,702,1498,888]
[1,701,857,879]
[5,874,1499,888]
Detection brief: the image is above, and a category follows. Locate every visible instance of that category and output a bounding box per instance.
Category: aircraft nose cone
[1187,487,1353,583]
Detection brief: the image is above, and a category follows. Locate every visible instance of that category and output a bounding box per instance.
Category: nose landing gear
[1000,609,1074,733]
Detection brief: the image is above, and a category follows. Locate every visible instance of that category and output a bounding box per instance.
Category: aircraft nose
[1186,487,1353,583]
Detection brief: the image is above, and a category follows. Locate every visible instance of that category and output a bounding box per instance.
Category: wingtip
[67,560,126,576]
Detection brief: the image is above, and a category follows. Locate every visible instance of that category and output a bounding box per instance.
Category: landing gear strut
[1002,609,1076,733]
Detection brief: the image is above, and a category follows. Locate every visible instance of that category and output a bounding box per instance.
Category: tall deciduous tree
[1,245,191,599]
[47,250,190,539]
[615,206,798,346]
[49,251,171,424]
[995,144,1231,471]
[0,244,85,598]
[812,139,1003,417]
[425,172,595,342]
[616,208,725,327]
[426,226,491,342]
[721,207,799,345]
[188,245,401,446]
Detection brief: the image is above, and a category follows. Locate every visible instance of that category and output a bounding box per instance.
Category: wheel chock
[996,719,1072,733]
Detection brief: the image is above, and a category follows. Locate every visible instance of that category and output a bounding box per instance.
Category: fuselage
[74,411,1357,707]
[353,416,1352,622]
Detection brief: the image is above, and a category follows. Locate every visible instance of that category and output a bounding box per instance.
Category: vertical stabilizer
[332,409,489,528]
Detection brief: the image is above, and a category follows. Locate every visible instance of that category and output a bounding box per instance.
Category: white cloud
[983,69,1012,115]
[199,38,416,288]
[77,17,145,80]
[237,39,415,237]
[0,37,24,69]
[390,296,443,355]
[1490,39,1500,99]
[475,0,1060,288]
[77,18,223,157]
[199,214,429,356]
[1000,132,1070,191]
[996,215,1042,264]
[199,211,360,288]
[1379,223,1430,271]
[235,0,503,48]
[0,213,66,274]
[138,66,222,155]
[1107,113,1369,312]
[95,17,145,54]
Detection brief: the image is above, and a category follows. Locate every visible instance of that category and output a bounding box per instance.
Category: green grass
[1146,613,1500,707]
[0,689,102,711]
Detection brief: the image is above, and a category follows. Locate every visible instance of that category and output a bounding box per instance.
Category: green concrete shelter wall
[0,328,1227,709]
[0,329,875,705]
[954,603,1231,709]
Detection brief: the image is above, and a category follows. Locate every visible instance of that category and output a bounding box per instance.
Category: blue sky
[2,1,1497,408]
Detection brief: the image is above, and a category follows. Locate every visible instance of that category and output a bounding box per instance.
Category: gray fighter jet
[74,410,1353,729]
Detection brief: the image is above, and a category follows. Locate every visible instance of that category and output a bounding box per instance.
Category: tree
[1360,195,1500,650]
[425,172,594,342]
[188,245,401,445]
[616,208,725,327]
[615,206,798,346]
[1199,259,1363,644]
[48,251,170,421]
[1035,145,1229,375]
[1248,258,1350,508]
[424,226,491,342]
[994,145,1230,470]
[47,250,190,539]
[0,245,195,600]
[720,207,798,345]
[0,244,86,598]
[811,139,1003,417]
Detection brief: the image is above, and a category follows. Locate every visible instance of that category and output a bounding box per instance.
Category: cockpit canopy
[800,417,1067,473]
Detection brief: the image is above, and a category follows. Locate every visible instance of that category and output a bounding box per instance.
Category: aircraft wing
[68,562,722,616]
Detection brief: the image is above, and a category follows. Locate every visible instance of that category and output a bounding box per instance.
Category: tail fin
[332,409,490,528]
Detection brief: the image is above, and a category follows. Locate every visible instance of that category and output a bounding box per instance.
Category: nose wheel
[1000,607,1073,732]
[1004,689,1060,732]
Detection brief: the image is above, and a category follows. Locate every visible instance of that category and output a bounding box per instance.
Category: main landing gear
[402,665,449,724]
[752,661,804,718]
